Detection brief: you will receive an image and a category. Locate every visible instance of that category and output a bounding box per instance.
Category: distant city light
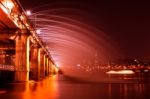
[106,70,135,75]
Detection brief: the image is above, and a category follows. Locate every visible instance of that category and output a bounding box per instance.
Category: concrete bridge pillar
[45,56,49,76]
[48,60,51,74]
[40,50,45,78]
[44,55,47,76]
[50,60,53,74]
[43,54,46,77]
[15,30,30,82]
[51,64,55,74]
[31,44,41,81]
[47,59,49,75]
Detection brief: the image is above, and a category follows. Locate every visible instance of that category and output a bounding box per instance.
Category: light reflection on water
[0,75,150,99]
[23,75,59,99]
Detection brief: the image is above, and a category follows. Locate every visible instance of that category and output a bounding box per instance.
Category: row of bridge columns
[14,30,56,82]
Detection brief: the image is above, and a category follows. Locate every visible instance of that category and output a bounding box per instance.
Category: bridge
[0,0,58,82]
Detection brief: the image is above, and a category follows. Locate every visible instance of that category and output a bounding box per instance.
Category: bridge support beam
[40,50,45,78]
[47,59,49,75]
[51,64,55,74]
[15,31,30,82]
[44,55,46,76]
[48,60,51,74]
[31,44,41,81]
[45,56,49,76]
[43,54,46,77]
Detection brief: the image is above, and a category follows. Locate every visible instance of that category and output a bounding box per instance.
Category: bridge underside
[0,8,17,72]
[0,0,57,82]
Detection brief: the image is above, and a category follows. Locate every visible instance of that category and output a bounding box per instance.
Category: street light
[26,10,37,27]
[25,10,54,66]
[36,29,41,34]
[26,10,31,16]
[26,10,40,34]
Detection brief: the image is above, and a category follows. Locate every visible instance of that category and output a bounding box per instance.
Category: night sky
[19,0,150,63]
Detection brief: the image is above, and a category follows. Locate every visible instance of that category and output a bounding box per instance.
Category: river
[0,74,150,99]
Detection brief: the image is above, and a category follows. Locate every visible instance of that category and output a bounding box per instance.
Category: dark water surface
[0,75,150,99]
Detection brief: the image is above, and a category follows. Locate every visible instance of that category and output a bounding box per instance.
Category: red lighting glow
[27,8,122,69]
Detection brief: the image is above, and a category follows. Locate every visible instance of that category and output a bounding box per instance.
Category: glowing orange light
[2,0,14,10]
[106,70,135,74]
[56,63,60,67]
[0,3,8,14]
[23,76,58,99]
[54,67,59,73]
[20,15,25,21]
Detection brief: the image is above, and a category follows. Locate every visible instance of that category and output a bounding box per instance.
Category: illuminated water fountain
[26,7,122,82]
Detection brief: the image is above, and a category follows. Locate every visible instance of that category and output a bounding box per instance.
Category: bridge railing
[0,64,14,71]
